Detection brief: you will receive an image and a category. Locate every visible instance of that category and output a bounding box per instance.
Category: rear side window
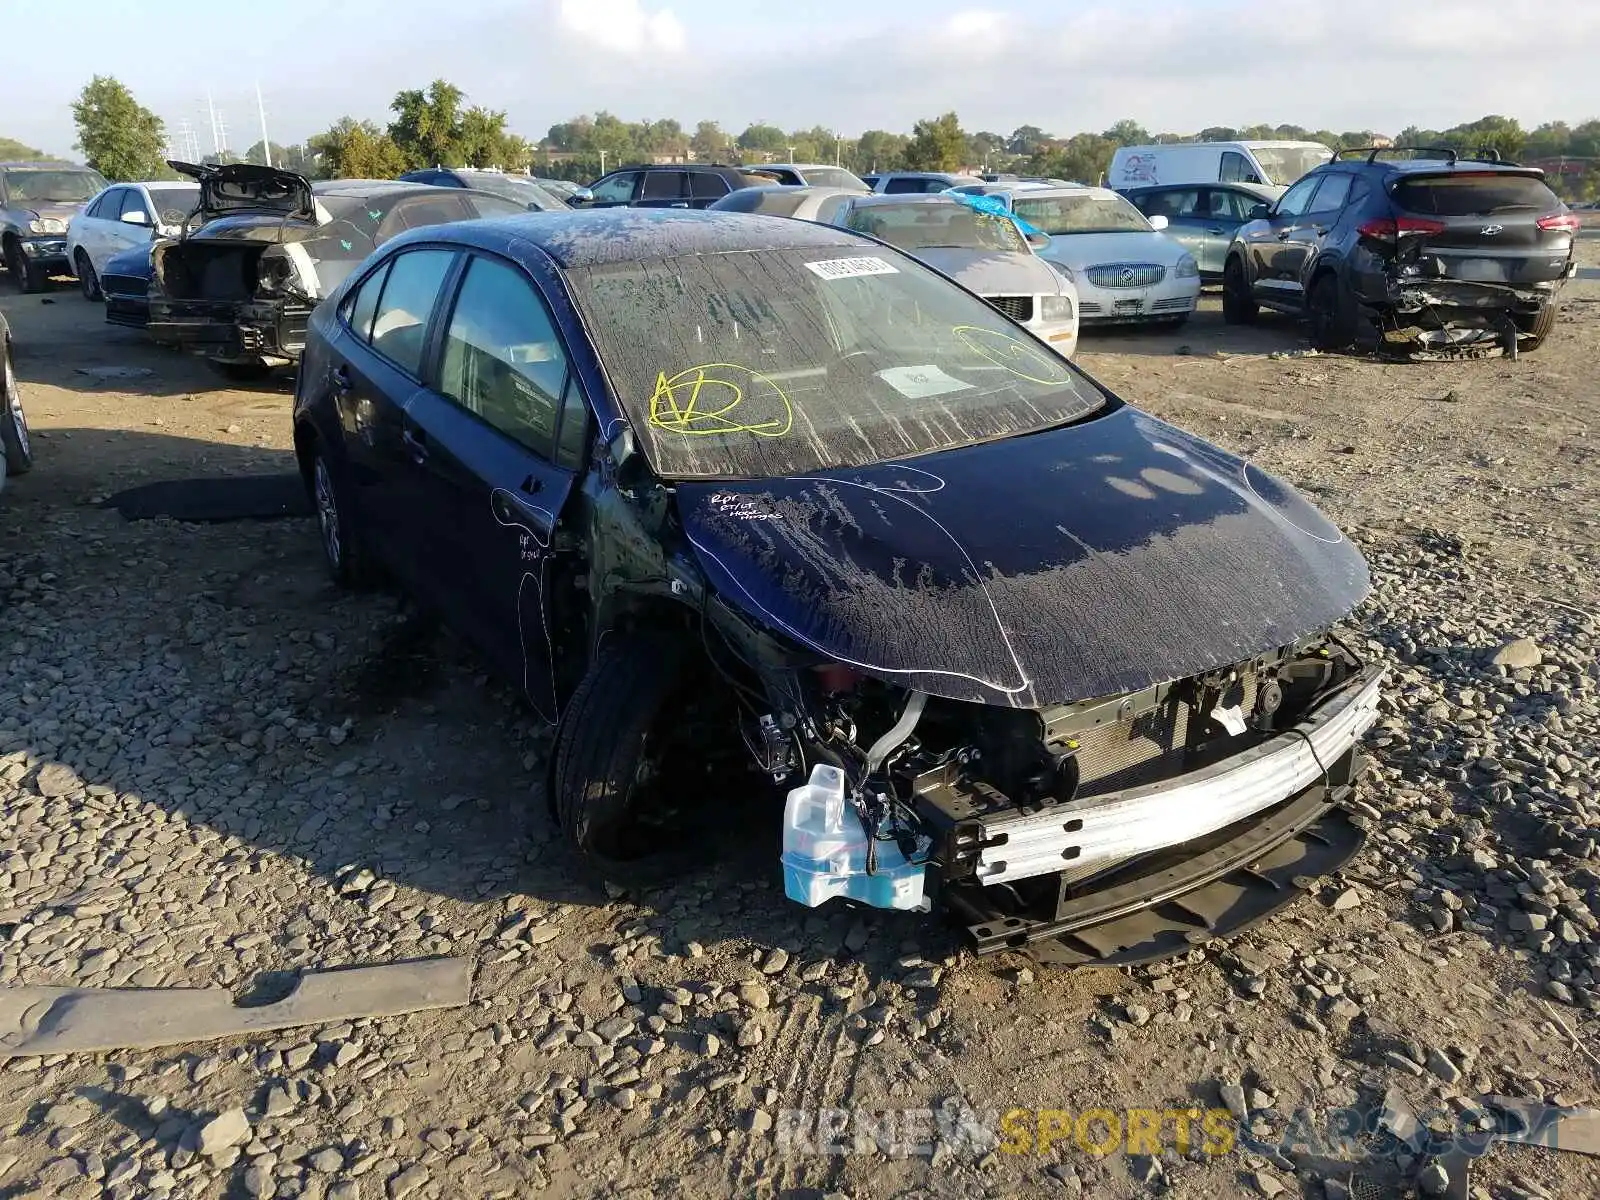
[1138,189,1201,218]
[640,172,685,200]
[884,176,927,194]
[86,190,117,219]
[439,255,569,458]
[343,262,390,343]
[1392,173,1559,216]
[1309,174,1352,212]
[691,172,731,198]
[370,249,456,376]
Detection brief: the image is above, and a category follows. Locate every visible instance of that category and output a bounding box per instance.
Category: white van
[1107,141,1333,195]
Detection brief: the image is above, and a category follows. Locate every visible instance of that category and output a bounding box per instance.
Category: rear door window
[640,172,686,201]
[1392,173,1559,216]
[884,176,928,194]
[1138,188,1201,219]
[1209,189,1260,221]
[438,255,569,458]
[1308,174,1352,213]
[690,172,731,199]
[343,262,390,344]
[369,248,456,376]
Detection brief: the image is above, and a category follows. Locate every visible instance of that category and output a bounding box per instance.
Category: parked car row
[290,205,1382,964]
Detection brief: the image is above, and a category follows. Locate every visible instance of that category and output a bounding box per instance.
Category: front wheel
[1,343,33,476]
[75,251,102,301]
[553,631,727,887]
[3,239,46,294]
[1222,257,1258,325]
[1514,303,1557,352]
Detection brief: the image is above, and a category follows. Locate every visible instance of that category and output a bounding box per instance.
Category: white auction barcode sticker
[803,256,900,281]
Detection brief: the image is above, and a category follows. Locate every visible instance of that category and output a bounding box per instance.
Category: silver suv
[1,161,107,292]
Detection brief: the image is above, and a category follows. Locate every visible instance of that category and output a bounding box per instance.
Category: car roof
[401,208,866,268]
[846,194,970,208]
[139,180,201,190]
[1371,159,1543,177]
[313,179,443,197]
[0,160,85,169]
[1000,185,1102,199]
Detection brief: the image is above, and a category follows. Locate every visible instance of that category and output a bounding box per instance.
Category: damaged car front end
[149,162,526,375]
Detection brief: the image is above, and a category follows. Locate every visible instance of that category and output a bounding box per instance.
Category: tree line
[36,74,1600,201]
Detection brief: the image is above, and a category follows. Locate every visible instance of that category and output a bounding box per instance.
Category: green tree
[691,120,727,161]
[854,130,907,172]
[903,112,967,170]
[1198,126,1240,142]
[71,76,166,181]
[1031,133,1118,185]
[736,123,788,153]
[0,137,45,160]
[388,79,467,168]
[1007,125,1049,156]
[1102,119,1149,146]
[589,111,639,164]
[1444,114,1526,160]
[308,118,408,180]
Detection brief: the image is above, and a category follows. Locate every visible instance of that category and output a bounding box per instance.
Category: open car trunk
[155,240,268,301]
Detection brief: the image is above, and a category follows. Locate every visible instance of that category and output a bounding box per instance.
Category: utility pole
[599,148,607,176]
[206,93,221,159]
[787,145,796,162]
[256,82,272,167]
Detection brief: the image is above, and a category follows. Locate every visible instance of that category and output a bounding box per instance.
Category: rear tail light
[1357,215,1448,241]
[1536,212,1582,234]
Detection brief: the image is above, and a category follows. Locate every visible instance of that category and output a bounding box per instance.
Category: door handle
[1313,226,1328,236]
[1207,227,1225,235]
[330,365,352,395]
[401,426,429,463]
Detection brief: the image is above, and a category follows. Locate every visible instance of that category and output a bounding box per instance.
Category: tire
[1,342,33,476]
[553,631,724,888]
[1514,303,1557,352]
[75,250,102,301]
[1222,257,1258,325]
[207,359,276,384]
[310,445,370,589]
[3,238,46,294]
[1307,272,1359,351]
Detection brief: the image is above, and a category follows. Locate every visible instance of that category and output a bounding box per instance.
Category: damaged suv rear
[148,162,525,377]
[1224,148,1579,355]
[296,211,1383,966]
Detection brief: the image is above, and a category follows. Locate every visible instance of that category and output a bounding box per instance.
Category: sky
[6,0,1600,160]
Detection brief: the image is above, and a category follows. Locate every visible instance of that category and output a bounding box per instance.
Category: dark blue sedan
[293,209,1379,966]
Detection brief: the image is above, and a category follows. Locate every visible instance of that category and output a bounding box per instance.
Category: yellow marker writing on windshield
[649,364,793,437]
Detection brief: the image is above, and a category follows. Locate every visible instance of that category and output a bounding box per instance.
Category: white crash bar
[975,669,1385,886]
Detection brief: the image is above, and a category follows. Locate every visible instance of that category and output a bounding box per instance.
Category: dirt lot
[1,248,1598,1200]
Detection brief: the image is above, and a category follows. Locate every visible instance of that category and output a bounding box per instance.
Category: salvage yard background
[2,245,1599,1199]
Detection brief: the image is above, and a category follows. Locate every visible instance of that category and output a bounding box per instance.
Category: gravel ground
[1,247,1598,1200]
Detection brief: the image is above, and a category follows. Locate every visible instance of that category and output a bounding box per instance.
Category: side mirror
[607,426,649,491]
[1249,203,1271,220]
[570,187,595,204]
[120,210,150,226]
[1147,214,1169,231]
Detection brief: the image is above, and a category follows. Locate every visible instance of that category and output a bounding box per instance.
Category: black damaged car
[147,162,527,379]
[294,209,1383,965]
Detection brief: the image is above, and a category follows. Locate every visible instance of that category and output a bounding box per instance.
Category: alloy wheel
[3,351,27,460]
[313,457,342,570]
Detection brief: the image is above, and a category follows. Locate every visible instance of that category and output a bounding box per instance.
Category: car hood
[1036,231,1184,269]
[679,405,1370,709]
[909,247,1067,297]
[167,160,315,223]
[26,201,88,223]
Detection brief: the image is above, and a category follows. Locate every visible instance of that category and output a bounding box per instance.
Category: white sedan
[987,186,1202,327]
[67,180,200,301]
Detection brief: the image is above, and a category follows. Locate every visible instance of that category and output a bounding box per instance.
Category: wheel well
[292,420,318,495]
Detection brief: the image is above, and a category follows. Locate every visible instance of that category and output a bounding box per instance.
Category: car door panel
[1281,174,1352,304]
[403,252,581,720]
[1249,175,1322,302]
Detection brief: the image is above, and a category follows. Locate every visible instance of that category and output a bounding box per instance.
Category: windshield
[567,247,1104,480]
[3,168,107,204]
[800,166,869,191]
[1012,193,1150,235]
[456,172,568,211]
[845,202,1026,253]
[1251,146,1333,186]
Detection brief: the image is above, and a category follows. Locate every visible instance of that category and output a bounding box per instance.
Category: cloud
[556,0,686,55]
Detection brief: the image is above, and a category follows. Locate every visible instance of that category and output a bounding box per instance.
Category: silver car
[1121,182,1279,281]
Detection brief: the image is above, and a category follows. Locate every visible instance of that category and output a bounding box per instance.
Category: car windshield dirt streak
[566,247,1104,479]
